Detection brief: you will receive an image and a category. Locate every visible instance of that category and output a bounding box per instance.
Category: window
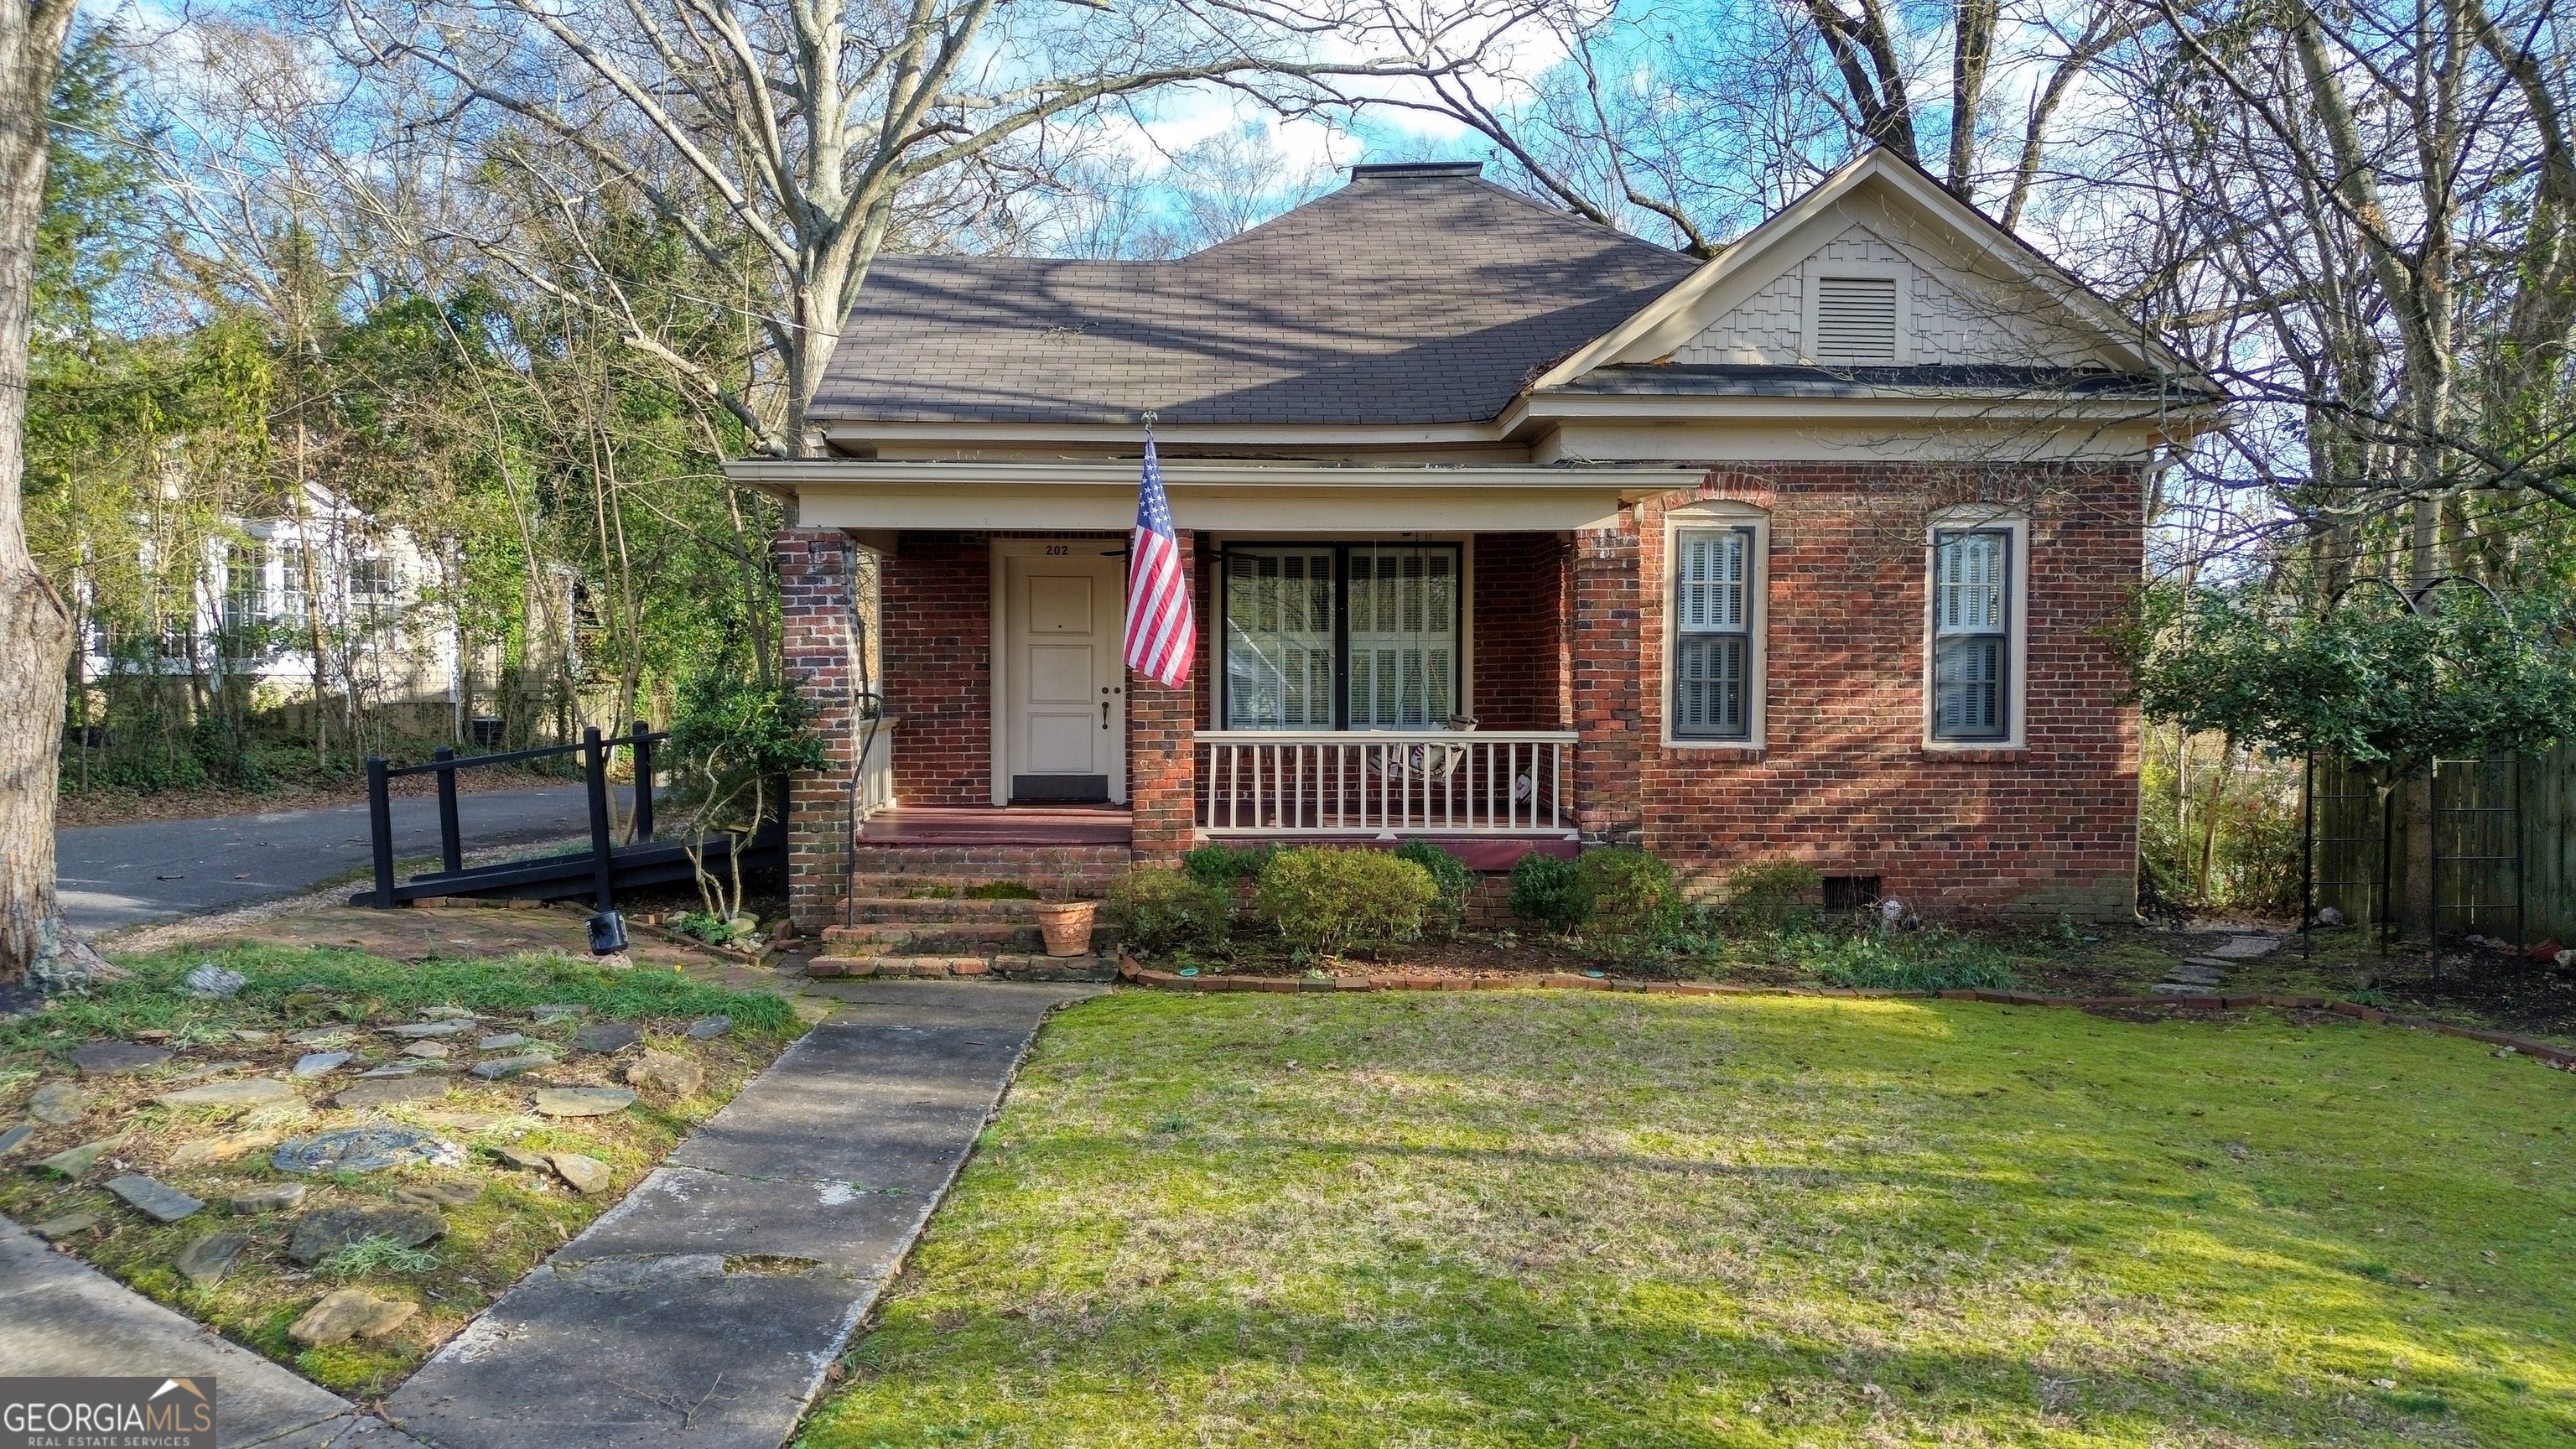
[1813,276,1899,364]
[1931,529,2011,740]
[1670,527,1755,740]
[1220,543,1460,730]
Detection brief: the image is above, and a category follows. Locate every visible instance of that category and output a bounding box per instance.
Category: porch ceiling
[730,460,1701,532]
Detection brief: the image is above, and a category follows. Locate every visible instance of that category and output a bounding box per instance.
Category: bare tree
[0,0,85,995]
[350,0,1510,456]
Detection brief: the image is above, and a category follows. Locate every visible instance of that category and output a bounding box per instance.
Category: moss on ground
[1,944,800,1395]
[802,989,2576,1447]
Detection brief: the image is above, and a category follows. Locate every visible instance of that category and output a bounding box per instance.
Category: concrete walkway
[0,1218,427,1448]
[382,979,1103,1449]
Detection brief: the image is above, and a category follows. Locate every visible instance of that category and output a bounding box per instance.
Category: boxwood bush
[1181,842,1278,889]
[1507,851,1590,932]
[1254,847,1438,956]
[1105,868,1233,957]
[1394,841,1474,936]
[1576,847,1680,942]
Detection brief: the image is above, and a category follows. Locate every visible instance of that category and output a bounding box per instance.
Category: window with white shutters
[1671,527,1755,740]
[1931,529,2010,740]
[1347,544,1457,730]
[1812,276,1899,365]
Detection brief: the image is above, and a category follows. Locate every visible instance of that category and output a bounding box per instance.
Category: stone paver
[0,1215,429,1448]
[383,979,1101,1449]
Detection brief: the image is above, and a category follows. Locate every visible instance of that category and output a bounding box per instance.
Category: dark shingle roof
[1558,364,2174,397]
[813,168,1701,428]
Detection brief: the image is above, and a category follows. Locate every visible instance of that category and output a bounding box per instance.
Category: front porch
[779,522,1593,922]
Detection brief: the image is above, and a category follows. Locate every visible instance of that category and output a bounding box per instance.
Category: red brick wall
[1129,529,1202,858]
[1576,462,2143,921]
[780,527,860,928]
[1472,532,1572,729]
[882,532,992,808]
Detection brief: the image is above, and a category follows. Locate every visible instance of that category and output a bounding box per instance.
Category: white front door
[997,541,1127,804]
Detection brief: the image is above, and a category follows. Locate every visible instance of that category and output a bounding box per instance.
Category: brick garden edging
[1114,962,2576,1074]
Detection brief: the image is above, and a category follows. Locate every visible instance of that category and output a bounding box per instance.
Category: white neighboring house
[82,484,466,719]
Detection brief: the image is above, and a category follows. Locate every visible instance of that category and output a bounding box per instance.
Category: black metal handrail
[366,722,662,910]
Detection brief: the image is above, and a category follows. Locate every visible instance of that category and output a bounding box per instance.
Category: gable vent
[1812,276,1900,365]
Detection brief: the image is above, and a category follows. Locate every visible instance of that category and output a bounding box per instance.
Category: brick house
[730,148,2215,932]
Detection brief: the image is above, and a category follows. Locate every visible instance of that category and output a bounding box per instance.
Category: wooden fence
[2309,740,2576,947]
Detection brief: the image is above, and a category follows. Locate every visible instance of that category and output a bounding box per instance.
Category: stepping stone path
[287,1026,352,1045]
[31,1213,101,1241]
[470,1053,556,1081]
[274,1126,463,1176]
[29,1083,86,1124]
[686,1015,731,1040]
[626,1050,703,1098]
[70,1041,169,1076]
[105,1175,204,1223]
[356,1062,438,1078]
[383,1021,472,1039]
[0,1124,31,1158]
[152,1078,293,1109]
[229,1184,307,1213]
[574,1022,642,1053]
[416,1110,510,1133]
[174,1232,248,1287]
[420,1007,478,1021]
[532,1004,590,1021]
[35,1138,116,1178]
[289,1289,418,1346]
[292,1052,353,1077]
[403,1041,453,1060]
[493,1145,552,1171]
[545,1152,610,1194]
[532,1087,634,1118]
[477,1033,529,1052]
[232,1030,276,1044]
[2151,932,2284,996]
[287,1206,445,1265]
[335,1077,451,1109]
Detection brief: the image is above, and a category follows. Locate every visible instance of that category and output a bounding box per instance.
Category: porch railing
[855,715,899,819]
[1195,730,1578,836]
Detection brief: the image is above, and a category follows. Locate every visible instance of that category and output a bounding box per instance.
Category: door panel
[1000,544,1126,804]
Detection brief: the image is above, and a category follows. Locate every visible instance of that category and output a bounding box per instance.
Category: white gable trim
[1530,149,2197,390]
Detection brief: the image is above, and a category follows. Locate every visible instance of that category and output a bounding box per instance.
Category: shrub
[1508,851,1590,933]
[1254,847,1437,956]
[1725,858,1820,929]
[1806,928,2017,993]
[1394,841,1474,935]
[1182,842,1277,888]
[1576,848,1680,941]
[1105,868,1232,957]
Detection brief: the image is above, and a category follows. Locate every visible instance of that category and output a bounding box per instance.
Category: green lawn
[802,990,2576,1447]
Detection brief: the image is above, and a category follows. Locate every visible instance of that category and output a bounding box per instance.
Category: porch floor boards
[860,806,1134,847]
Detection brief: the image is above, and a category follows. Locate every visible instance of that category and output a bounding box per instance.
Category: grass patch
[1,943,800,1395]
[802,989,2576,1447]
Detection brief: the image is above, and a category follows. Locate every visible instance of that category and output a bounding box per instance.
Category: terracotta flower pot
[1033,901,1098,957]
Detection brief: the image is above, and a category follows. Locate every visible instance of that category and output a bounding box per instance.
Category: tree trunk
[0,0,85,995]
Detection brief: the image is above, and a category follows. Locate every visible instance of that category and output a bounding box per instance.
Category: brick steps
[819,922,1046,954]
[808,953,1119,982]
[834,896,1046,923]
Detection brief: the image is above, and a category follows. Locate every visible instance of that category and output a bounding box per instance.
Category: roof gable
[1533,150,2184,389]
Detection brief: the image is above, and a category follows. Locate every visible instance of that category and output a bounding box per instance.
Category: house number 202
[1045,545,1070,555]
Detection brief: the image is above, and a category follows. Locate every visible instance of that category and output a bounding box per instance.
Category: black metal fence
[365,723,659,911]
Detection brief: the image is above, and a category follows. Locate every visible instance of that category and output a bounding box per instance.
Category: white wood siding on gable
[1670,226,2097,369]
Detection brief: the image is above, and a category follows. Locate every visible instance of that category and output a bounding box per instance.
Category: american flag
[1123,428,1194,687]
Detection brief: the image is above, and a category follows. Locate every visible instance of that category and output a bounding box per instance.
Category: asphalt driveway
[56,787,635,934]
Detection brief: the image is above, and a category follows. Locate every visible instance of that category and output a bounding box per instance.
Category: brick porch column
[779,527,863,929]
[1571,509,1643,844]
[1126,527,1200,860]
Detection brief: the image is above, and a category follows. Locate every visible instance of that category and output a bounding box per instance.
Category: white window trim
[1800,257,1912,366]
[1921,505,2028,751]
[1661,501,1768,750]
